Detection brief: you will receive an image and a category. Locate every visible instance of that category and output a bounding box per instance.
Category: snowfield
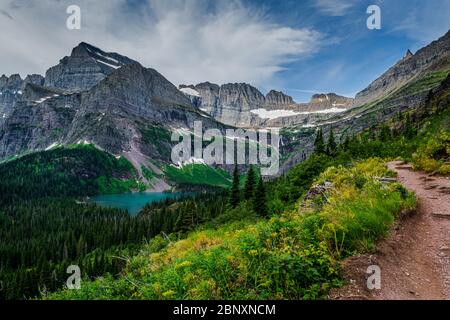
[250,108,301,120]
[251,107,347,120]
[179,87,201,97]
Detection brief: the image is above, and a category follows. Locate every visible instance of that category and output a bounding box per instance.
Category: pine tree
[314,128,325,154]
[379,125,391,142]
[342,135,350,151]
[404,114,416,138]
[326,128,337,156]
[175,206,195,233]
[229,164,240,208]
[369,126,377,140]
[253,176,267,217]
[244,165,257,200]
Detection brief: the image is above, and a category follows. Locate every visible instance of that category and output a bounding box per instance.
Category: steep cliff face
[213,83,265,126]
[0,84,79,158]
[264,90,294,108]
[24,74,45,86]
[0,74,45,124]
[354,30,450,106]
[44,42,136,92]
[185,82,220,114]
[179,82,353,127]
[180,82,279,127]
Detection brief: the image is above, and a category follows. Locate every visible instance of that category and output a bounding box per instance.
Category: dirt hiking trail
[330,161,450,300]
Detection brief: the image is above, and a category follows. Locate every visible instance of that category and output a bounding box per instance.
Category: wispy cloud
[388,1,450,44]
[0,0,323,88]
[313,0,356,16]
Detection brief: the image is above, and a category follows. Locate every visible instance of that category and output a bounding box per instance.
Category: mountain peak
[265,90,294,105]
[44,42,137,92]
[403,49,413,59]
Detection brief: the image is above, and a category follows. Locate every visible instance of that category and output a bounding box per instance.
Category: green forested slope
[0,144,143,204]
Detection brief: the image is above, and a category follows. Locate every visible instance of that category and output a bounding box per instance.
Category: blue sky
[246,0,450,101]
[1,0,449,102]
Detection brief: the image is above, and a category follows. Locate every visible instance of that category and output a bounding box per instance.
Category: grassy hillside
[164,163,232,189]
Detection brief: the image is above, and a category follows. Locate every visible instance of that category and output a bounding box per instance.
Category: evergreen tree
[326,128,337,156]
[404,114,416,138]
[314,128,325,154]
[175,207,195,233]
[229,164,240,208]
[342,135,350,151]
[244,165,257,200]
[253,176,267,217]
[369,126,377,140]
[379,125,392,142]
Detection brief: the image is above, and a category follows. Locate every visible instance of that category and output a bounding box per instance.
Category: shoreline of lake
[89,192,188,216]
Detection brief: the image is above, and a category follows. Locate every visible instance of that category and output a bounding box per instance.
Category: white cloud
[313,0,355,16]
[0,0,323,88]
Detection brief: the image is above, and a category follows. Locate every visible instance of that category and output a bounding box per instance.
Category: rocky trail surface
[330,161,450,300]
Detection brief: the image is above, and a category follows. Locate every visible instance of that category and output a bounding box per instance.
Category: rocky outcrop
[292,93,354,112]
[265,90,294,108]
[213,83,266,126]
[44,42,136,92]
[0,84,79,157]
[179,84,202,109]
[0,75,22,122]
[0,74,46,124]
[180,82,270,127]
[354,29,450,106]
[24,74,45,86]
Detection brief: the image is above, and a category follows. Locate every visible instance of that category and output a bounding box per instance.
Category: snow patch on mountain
[310,107,347,114]
[179,87,201,97]
[95,59,121,69]
[171,157,206,169]
[251,108,301,120]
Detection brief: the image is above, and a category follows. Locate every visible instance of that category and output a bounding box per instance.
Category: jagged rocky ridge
[0,74,45,123]
[179,83,353,128]
[354,30,450,106]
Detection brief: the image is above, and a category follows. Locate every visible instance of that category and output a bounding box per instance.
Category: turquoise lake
[89,192,185,216]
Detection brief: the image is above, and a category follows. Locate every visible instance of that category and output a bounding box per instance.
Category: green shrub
[413,131,450,174]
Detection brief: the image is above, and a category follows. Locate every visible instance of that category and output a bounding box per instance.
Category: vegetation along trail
[332,161,450,300]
